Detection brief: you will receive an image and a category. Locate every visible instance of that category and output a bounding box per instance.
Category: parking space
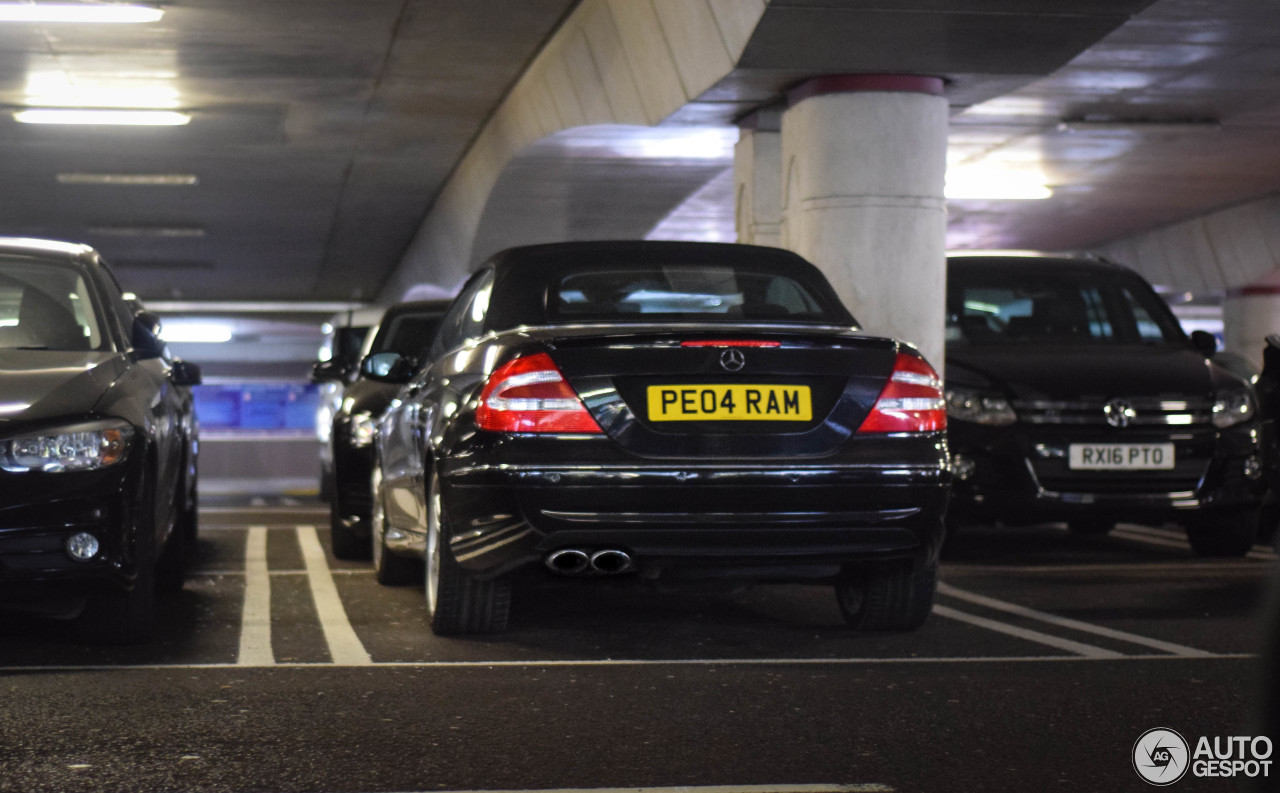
[0,499,1273,792]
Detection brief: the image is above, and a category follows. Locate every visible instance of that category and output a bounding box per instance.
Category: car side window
[96,262,141,349]
[430,269,495,359]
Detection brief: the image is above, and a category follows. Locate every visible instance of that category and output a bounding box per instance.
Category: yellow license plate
[646,384,812,422]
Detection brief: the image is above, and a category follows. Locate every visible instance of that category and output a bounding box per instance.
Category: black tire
[371,468,420,586]
[425,468,511,635]
[329,496,368,560]
[836,558,937,631]
[1187,511,1258,558]
[156,470,197,593]
[75,471,157,644]
[1067,517,1115,536]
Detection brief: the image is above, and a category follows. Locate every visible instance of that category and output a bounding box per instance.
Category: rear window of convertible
[550,265,837,323]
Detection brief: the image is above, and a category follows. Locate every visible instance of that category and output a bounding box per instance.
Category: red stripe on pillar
[1227,286,1280,298]
[788,75,946,106]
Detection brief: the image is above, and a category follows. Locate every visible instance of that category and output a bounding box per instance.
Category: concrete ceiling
[0,0,1278,313]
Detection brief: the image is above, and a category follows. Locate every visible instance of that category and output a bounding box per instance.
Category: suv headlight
[944,386,1017,426]
[0,420,135,473]
[1212,388,1256,428]
[349,412,377,447]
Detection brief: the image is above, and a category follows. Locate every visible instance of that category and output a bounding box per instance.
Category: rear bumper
[433,461,950,580]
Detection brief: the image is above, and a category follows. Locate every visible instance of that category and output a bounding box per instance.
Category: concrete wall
[1094,194,1280,294]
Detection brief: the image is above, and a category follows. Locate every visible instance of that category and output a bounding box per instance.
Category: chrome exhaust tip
[589,549,634,575]
[545,548,590,575]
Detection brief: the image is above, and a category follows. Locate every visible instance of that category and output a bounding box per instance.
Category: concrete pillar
[779,75,948,369]
[1224,271,1280,370]
[734,109,782,248]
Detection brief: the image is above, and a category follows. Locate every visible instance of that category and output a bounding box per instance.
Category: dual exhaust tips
[545,548,635,576]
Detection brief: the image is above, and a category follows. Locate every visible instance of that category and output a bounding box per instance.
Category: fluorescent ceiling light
[160,322,234,344]
[57,173,198,186]
[14,108,190,125]
[89,226,205,238]
[145,301,368,314]
[946,169,1053,201]
[1057,117,1220,134]
[0,3,162,23]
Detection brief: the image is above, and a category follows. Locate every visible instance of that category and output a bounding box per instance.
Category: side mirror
[171,360,203,387]
[362,352,417,384]
[1190,330,1218,357]
[310,360,347,383]
[131,311,166,359]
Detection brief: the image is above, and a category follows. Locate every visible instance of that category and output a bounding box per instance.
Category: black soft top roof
[479,240,856,328]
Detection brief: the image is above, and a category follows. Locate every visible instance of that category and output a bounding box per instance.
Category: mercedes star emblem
[719,348,746,372]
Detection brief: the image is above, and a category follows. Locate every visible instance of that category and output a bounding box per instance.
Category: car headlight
[349,412,377,447]
[1212,388,1256,429]
[0,420,135,473]
[944,386,1017,426]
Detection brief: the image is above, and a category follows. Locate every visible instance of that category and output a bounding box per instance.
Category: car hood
[0,351,129,425]
[945,344,1228,400]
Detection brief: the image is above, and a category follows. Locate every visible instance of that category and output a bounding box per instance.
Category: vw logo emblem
[719,348,746,372]
[1104,398,1136,428]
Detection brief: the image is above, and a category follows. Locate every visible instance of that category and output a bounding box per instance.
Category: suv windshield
[0,255,105,351]
[551,265,834,323]
[946,268,1186,348]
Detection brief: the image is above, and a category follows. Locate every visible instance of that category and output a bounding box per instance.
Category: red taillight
[680,340,781,348]
[856,352,946,434]
[475,352,602,434]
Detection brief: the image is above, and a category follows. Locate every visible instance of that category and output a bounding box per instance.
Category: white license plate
[1068,443,1175,470]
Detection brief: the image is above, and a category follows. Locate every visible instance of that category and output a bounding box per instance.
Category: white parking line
[237,527,274,667]
[937,582,1214,657]
[931,604,1125,658]
[394,786,891,793]
[1110,524,1278,561]
[0,654,1256,673]
[295,525,372,666]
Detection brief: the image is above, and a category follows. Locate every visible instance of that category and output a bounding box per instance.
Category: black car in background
[0,237,201,643]
[944,254,1265,556]
[313,300,448,561]
[366,241,950,635]
[314,306,384,502]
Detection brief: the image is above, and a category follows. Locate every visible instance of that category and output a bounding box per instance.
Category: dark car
[314,306,384,502]
[313,300,448,561]
[0,237,201,643]
[944,254,1266,556]
[366,240,950,635]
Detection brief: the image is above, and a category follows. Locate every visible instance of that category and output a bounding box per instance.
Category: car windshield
[551,265,836,323]
[946,269,1187,347]
[371,313,444,359]
[0,255,105,351]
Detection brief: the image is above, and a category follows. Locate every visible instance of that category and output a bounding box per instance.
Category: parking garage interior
[4,2,1280,791]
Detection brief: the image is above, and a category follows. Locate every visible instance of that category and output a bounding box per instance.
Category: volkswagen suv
[945,254,1265,556]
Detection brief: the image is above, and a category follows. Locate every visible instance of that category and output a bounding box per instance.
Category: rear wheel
[425,468,511,635]
[371,467,420,585]
[836,558,937,631]
[1067,517,1115,536]
[1186,510,1258,557]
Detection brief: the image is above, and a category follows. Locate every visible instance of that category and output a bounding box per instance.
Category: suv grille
[1013,397,1213,427]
